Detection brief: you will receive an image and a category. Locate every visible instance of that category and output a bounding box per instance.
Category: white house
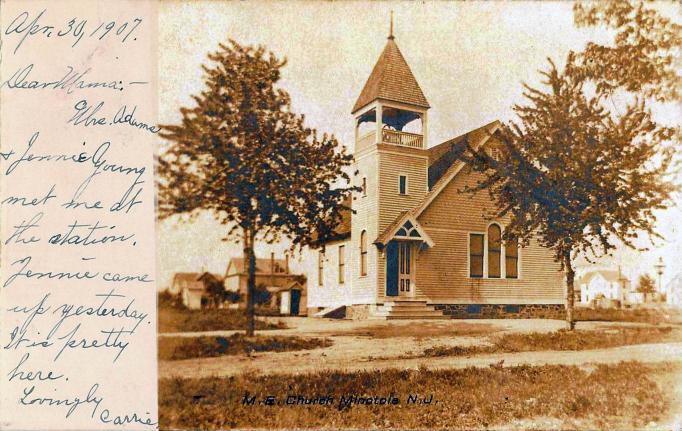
[664,273,682,307]
[578,270,629,306]
[169,272,224,310]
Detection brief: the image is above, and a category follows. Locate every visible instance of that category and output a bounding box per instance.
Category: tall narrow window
[490,146,502,162]
[399,175,407,195]
[338,245,345,284]
[469,234,484,278]
[360,230,368,276]
[362,177,367,197]
[318,251,324,286]
[488,224,501,278]
[505,237,519,279]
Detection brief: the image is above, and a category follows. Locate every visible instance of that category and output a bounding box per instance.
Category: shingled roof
[427,121,501,188]
[352,37,430,113]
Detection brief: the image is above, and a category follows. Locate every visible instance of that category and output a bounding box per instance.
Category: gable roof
[352,38,429,113]
[227,258,289,276]
[427,121,500,188]
[580,270,628,285]
[197,272,223,283]
[172,272,200,285]
[374,213,435,248]
[173,272,222,291]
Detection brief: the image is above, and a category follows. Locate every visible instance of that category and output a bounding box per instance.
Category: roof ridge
[373,121,501,243]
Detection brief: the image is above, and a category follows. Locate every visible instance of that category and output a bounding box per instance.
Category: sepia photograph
[151,1,682,430]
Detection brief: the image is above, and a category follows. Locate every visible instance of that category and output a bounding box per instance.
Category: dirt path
[159,318,681,380]
[159,339,682,379]
[158,317,652,338]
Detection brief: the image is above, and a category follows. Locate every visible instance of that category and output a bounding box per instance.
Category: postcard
[1,1,681,430]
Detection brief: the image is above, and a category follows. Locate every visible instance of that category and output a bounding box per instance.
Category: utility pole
[654,257,665,299]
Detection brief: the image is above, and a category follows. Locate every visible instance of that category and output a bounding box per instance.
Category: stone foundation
[433,303,565,319]
[345,304,371,320]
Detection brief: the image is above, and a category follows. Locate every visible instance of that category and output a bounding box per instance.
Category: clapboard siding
[377,147,429,233]
[350,149,381,304]
[306,238,352,308]
[376,147,429,296]
[417,168,564,303]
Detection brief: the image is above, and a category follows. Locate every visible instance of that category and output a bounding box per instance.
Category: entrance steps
[312,305,346,319]
[369,300,448,320]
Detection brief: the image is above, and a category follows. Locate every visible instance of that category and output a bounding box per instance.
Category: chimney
[270,252,275,286]
[285,253,290,274]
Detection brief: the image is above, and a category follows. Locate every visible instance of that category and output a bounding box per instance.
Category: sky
[157,1,681,290]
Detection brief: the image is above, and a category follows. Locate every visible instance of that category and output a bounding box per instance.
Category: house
[168,272,199,296]
[664,273,682,307]
[306,30,566,319]
[224,254,307,315]
[169,272,224,310]
[578,269,629,307]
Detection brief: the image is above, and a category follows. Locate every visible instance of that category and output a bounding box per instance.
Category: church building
[307,29,565,319]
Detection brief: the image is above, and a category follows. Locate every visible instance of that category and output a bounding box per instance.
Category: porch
[357,129,424,152]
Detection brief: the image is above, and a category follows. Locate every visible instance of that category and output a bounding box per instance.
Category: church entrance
[386,240,415,297]
[398,242,414,297]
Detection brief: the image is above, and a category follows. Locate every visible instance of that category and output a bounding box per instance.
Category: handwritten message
[0,1,158,429]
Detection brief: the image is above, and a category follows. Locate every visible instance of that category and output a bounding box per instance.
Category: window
[399,175,407,195]
[470,225,520,279]
[318,251,324,286]
[505,237,519,279]
[487,224,501,278]
[469,234,484,278]
[489,146,502,162]
[362,177,367,197]
[338,245,345,284]
[360,230,368,276]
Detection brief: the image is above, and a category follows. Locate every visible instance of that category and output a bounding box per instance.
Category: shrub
[158,306,286,333]
[158,334,332,360]
[422,326,677,357]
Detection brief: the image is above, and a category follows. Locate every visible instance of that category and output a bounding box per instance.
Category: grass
[159,361,674,429]
[158,334,333,361]
[422,326,678,357]
[158,304,287,333]
[335,321,497,339]
[575,307,682,325]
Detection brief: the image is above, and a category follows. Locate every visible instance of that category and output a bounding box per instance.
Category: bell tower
[349,20,430,301]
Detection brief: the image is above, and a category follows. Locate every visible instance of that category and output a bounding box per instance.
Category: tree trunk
[563,252,576,331]
[243,227,257,337]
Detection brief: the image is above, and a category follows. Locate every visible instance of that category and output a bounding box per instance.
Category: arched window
[360,230,368,276]
[487,224,501,278]
[505,237,518,279]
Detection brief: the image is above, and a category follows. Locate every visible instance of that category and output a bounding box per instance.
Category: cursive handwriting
[4,9,143,54]
[1,64,125,93]
[69,99,160,134]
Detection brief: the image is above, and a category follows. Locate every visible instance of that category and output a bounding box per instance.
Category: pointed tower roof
[352,37,430,114]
